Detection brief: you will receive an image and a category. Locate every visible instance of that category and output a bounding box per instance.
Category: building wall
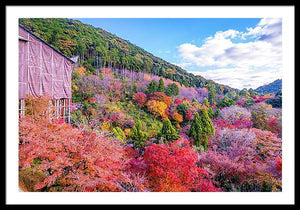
[19,26,73,100]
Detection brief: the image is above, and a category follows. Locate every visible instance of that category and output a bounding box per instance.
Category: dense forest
[19,18,234,93]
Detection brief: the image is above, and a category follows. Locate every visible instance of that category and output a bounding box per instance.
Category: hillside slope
[255,79,282,94]
[19,18,235,93]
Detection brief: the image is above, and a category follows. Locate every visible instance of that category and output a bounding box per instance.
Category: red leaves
[19,115,147,192]
[147,92,172,107]
[143,139,218,192]
[174,98,181,105]
[133,92,147,108]
[275,157,282,173]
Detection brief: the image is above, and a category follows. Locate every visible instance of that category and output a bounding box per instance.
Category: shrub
[217,96,236,108]
[218,105,251,125]
[133,92,147,108]
[147,92,172,107]
[144,139,221,192]
[200,127,282,191]
[145,100,168,119]
[19,116,146,192]
[268,117,282,137]
[112,127,126,143]
[250,102,271,130]
[176,100,193,116]
[24,94,54,120]
[171,111,183,128]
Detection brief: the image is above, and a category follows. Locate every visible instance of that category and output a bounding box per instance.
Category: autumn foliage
[145,100,168,119]
[19,67,282,192]
[19,116,147,192]
[133,92,147,108]
[143,139,221,192]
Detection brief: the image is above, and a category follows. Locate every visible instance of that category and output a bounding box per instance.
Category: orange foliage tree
[145,100,168,119]
[147,92,172,107]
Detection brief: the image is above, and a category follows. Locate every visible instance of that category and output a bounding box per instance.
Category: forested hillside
[18,18,282,193]
[255,79,282,94]
[19,18,234,93]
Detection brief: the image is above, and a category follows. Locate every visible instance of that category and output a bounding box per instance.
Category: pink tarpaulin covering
[19,26,73,99]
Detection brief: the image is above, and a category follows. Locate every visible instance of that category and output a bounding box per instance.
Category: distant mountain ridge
[255,79,282,94]
[19,18,236,94]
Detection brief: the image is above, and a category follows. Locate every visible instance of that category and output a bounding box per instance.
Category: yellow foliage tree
[146,100,167,119]
[73,66,86,77]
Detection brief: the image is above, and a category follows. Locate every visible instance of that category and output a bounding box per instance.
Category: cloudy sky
[74,18,282,90]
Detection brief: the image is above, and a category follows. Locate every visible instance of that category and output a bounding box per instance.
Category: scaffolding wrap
[19,25,73,100]
[19,25,74,123]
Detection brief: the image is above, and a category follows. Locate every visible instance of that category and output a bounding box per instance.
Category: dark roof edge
[19,24,75,64]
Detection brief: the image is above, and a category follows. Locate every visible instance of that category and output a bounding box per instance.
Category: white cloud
[176,18,282,89]
[195,67,282,90]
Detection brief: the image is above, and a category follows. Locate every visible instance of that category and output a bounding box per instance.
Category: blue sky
[73,18,282,90]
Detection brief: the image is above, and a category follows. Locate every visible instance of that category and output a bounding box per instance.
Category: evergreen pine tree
[202,98,209,107]
[208,85,216,106]
[158,78,165,92]
[192,98,201,109]
[130,120,148,148]
[147,80,159,94]
[157,118,180,143]
[189,109,215,151]
[165,83,179,97]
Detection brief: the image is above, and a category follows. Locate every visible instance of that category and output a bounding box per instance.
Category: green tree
[244,97,255,107]
[157,118,180,143]
[176,100,193,116]
[217,96,236,108]
[225,91,238,100]
[202,98,209,107]
[251,105,270,130]
[266,94,282,108]
[112,127,126,143]
[165,83,179,97]
[129,120,148,148]
[214,108,220,118]
[239,88,250,97]
[192,98,201,109]
[147,80,159,94]
[207,107,214,119]
[248,88,257,96]
[208,85,216,106]
[188,109,215,151]
[158,78,165,92]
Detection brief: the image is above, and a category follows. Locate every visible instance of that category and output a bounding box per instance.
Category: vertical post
[63,98,66,121]
[21,99,25,117]
[68,98,71,124]
[39,41,42,96]
[27,31,30,97]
